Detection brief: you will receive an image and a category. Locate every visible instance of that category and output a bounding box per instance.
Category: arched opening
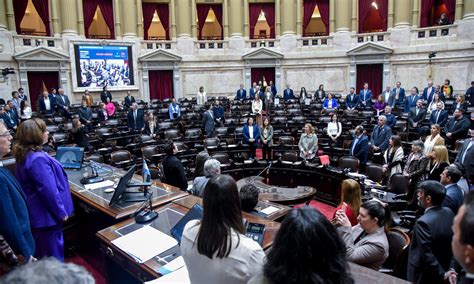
[200,8,223,40]
[88,6,111,39]
[304,5,327,36]
[148,10,167,40]
[359,0,387,33]
[420,0,454,27]
[16,0,50,36]
[254,11,271,39]
[249,3,275,39]
[197,4,223,40]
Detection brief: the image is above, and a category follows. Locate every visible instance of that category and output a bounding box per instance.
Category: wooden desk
[96,201,280,282]
[173,195,291,221]
[349,263,409,284]
[66,163,188,219]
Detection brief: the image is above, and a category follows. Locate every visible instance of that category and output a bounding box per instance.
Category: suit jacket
[168,104,181,120]
[97,109,108,122]
[270,85,277,97]
[191,176,210,197]
[127,109,145,130]
[451,102,468,114]
[235,88,247,100]
[38,94,55,114]
[443,183,464,214]
[345,94,359,109]
[162,155,188,190]
[71,127,91,149]
[323,98,338,109]
[405,95,420,112]
[350,134,369,165]
[337,225,389,270]
[77,106,93,123]
[455,138,474,179]
[445,117,470,137]
[124,95,135,108]
[467,86,474,105]
[55,94,71,109]
[144,121,158,136]
[423,86,435,102]
[15,151,74,228]
[385,113,396,128]
[370,125,392,152]
[314,90,326,101]
[249,88,257,100]
[283,89,295,101]
[202,110,215,133]
[408,107,427,128]
[429,109,449,127]
[392,87,405,106]
[358,89,372,107]
[0,168,35,260]
[408,206,454,284]
[382,90,396,107]
[100,91,112,103]
[260,125,273,147]
[243,124,260,146]
[1,112,17,130]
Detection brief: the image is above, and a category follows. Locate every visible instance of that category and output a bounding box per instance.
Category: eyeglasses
[0,131,12,138]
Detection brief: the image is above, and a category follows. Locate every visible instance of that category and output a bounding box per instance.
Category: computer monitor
[55,147,84,169]
[109,165,140,206]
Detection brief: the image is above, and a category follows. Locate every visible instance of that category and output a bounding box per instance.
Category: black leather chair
[110,150,134,168]
[388,174,409,194]
[366,164,384,183]
[211,152,232,167]
[185,128,202,139]
[204,137,220,149]
[165,129,182,140]
[281,151,299,163]
[338,156,359,172]
[380,228,410,277]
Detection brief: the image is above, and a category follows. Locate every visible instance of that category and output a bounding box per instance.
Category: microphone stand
[248,162,272,184]
[134,192,158,223]
[80,161,104,185]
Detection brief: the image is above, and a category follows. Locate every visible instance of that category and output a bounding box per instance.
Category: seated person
[331,179,362,226]
[249,207,353,284]
[333,199,390,270]
[445,108,470,147]
[370,115,392,153]
[235,84,247,100]
[191,159,221,197]
[213,101,225,126]
[322,93,338,111]
[162,142,188,191]
[345,87,359,111]
[239,184,264,217]
[407,100,427,132]
[181,175,265,283]
[168,98,181,120]
[1,105,18,131]
[70,118,91,152]
[429,102,449,127]
[55,88,71,118]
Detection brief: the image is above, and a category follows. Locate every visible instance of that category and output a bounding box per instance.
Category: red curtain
[212,5,223,39]
[303,0,318,36]
[98,0,115,38]
[142,3,156,40]
[359,0,387,32]
[261,3,275,38]
[249,4,262,39]
[13,0,28,34]
[251,68,275,87]
[83,0,100,38]
[27,71,59,111]
[420,0,435,27]
[149,70,173,100]
[317,0,330,36]
[356,64,382,100]
[31,0,51,36]
[443,0,455,22]
[156,4,170,40]
[197,5,211,39]
[376,0,388,31]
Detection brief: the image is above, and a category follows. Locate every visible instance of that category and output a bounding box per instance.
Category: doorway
[356,64,383,99]
[27,71,59,111]
[149,70,173,100]
[251,67,275,91]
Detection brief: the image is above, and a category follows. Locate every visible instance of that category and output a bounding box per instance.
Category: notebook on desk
[170,203,204,244]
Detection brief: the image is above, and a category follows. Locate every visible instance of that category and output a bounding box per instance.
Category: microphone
[134,192,158,223]
[249,161,272,184]
[80,161,104,185]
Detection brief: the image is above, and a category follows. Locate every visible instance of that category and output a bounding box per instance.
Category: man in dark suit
[440,166,464,214]
[358,82,372,109]
[345,87,359,110]
[451,191,474,284]
[445,109,470,147]
[466,81,474,106]
[55,88,71,118]
[100,85,112,103]
[0,121,35,264]
[18,87,28,102]
[269,81,277,97]
[381,85,396,107]
[392,81,405,108]
[77,100,93,130]
[127,103,144,131]
[370,115,392,153]
[408,180,454,284]
[249,82,258,100]
[408,99,427,132]
[423,80,435,103]
[429,102,449,127]
[123,91,135,109]
[384,106,396,129]
[1,105,18,131]
[455,129,474,184]
[38,91,55,115]
[235,84,247,100]
[405,87,421,113]
[349,125,369,172]
[283,84,295,102]
[202,105,215,138]
[242,117,260,159]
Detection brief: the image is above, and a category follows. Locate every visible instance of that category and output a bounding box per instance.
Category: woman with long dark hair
[260,118,273,160]
[181,175,265,283]
[382,135,404,184]
[250,207,353,284]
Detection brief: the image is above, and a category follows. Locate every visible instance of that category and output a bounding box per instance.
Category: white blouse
[252,100,262,114]
[197,92,207,105]
[327,122,342,137]
[20,107,32,119]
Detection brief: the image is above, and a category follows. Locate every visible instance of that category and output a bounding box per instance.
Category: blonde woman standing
[298,123,318,160]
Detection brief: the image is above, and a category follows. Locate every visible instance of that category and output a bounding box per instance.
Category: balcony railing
[141,40,175,50]
[13,35,63,50]
[195,40,228,49]
[246,38,278,48]
[413,24,455,39]
[353,31,390,43]
[298,35,333,48]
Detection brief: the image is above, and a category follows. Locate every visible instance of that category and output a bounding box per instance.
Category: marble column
[280,0,296,35]
[191,0,197,38]
[51,0,60,36]
[113,0,122,38]
[0,0,8,30]
[60,0,78,36]
[455,0,463,21]
[463,0,474,19]
[169,0,176,39]
[176,0,191,37]
[223,0,229,38]
[412,0,419,28]
[296,0,302,35]
[243,0,249,37]
[275,0,281,36]
[351,0,356,32]
[6,0,15,32]
[121,0,137,38]
[229,0,243,36]
[394,0,411,27]
[136,0,143,38]
[387,0,394,28]
[77,0,85,36]
[335,0,351,32]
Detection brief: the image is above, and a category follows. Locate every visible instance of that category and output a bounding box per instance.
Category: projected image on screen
[75,45,134,88]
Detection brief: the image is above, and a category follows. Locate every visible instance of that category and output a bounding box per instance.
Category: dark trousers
[249,143,256,159]
[32,224,64,262]
[262,144,272,160]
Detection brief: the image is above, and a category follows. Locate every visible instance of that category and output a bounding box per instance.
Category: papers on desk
[260,206,280,216]
[158,256,185,275]
[145,266,190,284]
[84,180,114,190]
[112,226,178,263]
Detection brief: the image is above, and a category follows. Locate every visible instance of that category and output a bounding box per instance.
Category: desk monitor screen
[170,203,204,244]
[109,165,136,207]
[55,147,84,169]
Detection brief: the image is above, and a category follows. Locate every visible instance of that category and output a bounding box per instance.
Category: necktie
[416,108,419,116]
[436,110,440,123]
[134,111,137,123]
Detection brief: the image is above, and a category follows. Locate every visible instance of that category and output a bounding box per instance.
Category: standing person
[466,81,474,105]
[382,85,395,107]
[429,102,449,127]
[243,117,260,159]
[202,105,215,138]
[382,135,404,183]
[97,102,108,124]
[197,86,207,105]
[82,90,93,107]
[345,87,359,111]
[235,84,246,100]
[144,112,158,138]
[441,79,454,98]
[269,80,277,98]
[18,87,28,102]
[70,118,91,152]
[440,166,464,215]
[13,119,74,261]
[331,179,362,226]
[373,96,387,116]
[123,91,135,109]
[423,80,435,103]
[445,109,470,148]
[161,141,188,191]
[38,91,55,115]
[349,125,369,172]
[252,94,263,126]
[451,94,468,114]
[455,128,474,186]
[55,89,71,119]
[393,81,405,108]
[298,123,318,161]
[19,100,32,120]
[77,100,93,130]
[283,84,295,102]
[127,103,144,131]
[181,175,265,284]
[424,124,445,154]
[168,98,181,120]
[105,97,115,117]
[314,84,326,102]
[358,82,372,109]
[322,93,338,112]
[260,118,273,161]
[384,106,397,129]
[403,141,428,206]
[100,85,112,103]
[408,181,454,284]
[370,115,392,154]
[327,113,342,150]
[0,121,35,264]
[405,87,421,113]
[264,86,273,112]
[299,87,310,104]
[426,145,450,182]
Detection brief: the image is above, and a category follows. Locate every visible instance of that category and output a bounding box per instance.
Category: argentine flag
[142,159,151,183]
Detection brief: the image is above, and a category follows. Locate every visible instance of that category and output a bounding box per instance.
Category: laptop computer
[55,147,85,169]
[170,203,204,244]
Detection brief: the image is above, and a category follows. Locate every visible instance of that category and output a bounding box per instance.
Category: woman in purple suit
[13,119,74,261]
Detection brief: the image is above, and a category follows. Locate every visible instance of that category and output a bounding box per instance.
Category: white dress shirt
[252,99,262,114]
[197,92,207,105]
[181,220,265,284]
[44,97,51,111]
